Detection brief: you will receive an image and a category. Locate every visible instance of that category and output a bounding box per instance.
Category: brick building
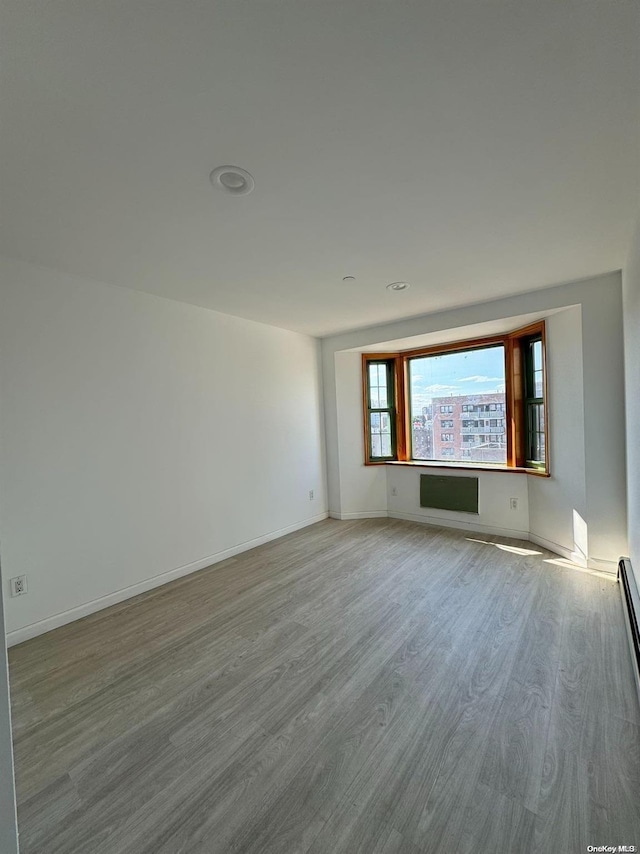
[427,392,507,463]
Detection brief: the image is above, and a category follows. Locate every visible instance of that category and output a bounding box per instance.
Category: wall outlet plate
[10,575,28,597]
[309,489,314,500]
[510,498,519,510]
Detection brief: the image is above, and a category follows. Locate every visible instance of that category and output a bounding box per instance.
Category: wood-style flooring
[8,518,640,853]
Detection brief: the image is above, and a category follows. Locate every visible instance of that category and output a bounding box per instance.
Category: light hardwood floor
[8,518,640,853]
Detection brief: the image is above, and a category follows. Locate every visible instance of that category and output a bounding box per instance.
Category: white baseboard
[330,513,620,575]
[387,510,530,541]
[528,533,587,566]
[7,512,329,647]
[329,510,388,520]
[8,509,618,646]
[586,556,618,574]
[528,533,618,575]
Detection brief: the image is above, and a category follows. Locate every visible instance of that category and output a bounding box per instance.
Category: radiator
[618,558,640,706]
[419,474,479,514]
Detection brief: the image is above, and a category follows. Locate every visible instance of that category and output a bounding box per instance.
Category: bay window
[362,321,548,475]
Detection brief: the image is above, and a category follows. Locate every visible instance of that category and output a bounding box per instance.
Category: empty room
[1,2,639,852]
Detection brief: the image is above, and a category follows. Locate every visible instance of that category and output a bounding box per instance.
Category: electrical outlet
[10,575,28,597]
[391,487,398,497]
[509,498,519,511]
[309,489,314,501]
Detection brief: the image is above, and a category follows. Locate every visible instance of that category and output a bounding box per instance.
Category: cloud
[426,383,458,393]
[416,383,460,394]
[458,375,503,383]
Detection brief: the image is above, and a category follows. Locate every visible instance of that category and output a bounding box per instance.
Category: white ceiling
[1,1,638,337]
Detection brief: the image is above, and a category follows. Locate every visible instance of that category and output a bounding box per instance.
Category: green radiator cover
[419,474,479,514]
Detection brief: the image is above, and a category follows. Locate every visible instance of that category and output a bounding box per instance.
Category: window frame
[361,354,406,463]
[522,332,546,470]
[361,322,549,475]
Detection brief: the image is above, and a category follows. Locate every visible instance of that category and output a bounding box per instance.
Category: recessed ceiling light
[386,281,410,291]
[342,276,356,283]
[210,165,255,196]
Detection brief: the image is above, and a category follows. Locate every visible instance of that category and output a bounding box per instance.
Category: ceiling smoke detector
[210,165,255,196]
[386,281,410,291]
[342,276,356,283]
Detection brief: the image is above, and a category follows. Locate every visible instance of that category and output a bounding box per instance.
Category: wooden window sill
[383,460,550,477]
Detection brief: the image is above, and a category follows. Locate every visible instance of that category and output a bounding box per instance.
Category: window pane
[534,370,543,398]
[378,364,387,391]
[368,364,379,408]
[409,345,506,463]
[369,362,390,410]
[533,340,542,372]
[526,402,545,463]
[369,410,392,459]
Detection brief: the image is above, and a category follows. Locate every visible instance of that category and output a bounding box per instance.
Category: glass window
[409,345,506,464]
[524,336,545,467]
[363,322,547,473]
[366,360,396,461]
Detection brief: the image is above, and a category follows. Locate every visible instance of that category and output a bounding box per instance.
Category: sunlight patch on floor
[466,537,542,557]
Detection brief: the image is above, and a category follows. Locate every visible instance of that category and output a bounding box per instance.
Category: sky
[410,345,506,416]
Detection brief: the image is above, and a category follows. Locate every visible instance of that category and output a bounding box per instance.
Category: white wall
[0,562,19,853]
[580,276,627,569]
[333,352,386,518]
[387,466,529,539]
[623,208,640,587]
[528,306,587,562]
[323,272,627,571]
[0,256,327,643]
